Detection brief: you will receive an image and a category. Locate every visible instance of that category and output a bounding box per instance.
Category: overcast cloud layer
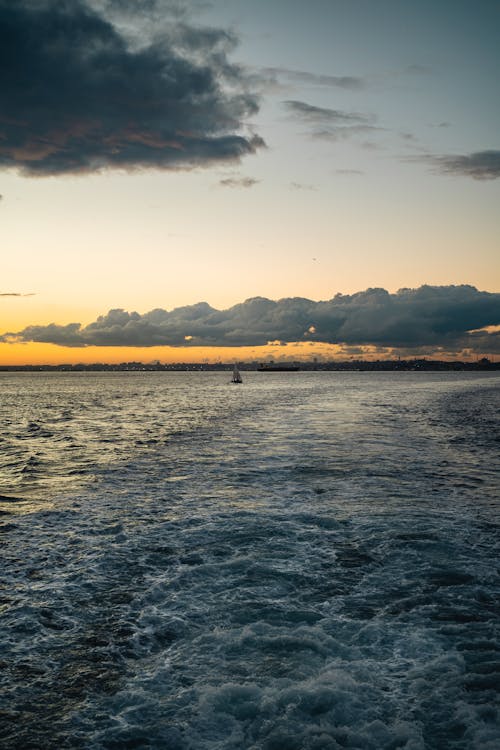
[2,286,499,354]
[0,0,262,175]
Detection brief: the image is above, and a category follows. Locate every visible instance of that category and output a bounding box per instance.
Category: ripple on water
[0,371,499,749]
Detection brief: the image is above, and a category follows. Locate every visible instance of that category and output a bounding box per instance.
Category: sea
[1,370,499,750]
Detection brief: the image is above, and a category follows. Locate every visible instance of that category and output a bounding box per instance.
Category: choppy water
[1,371,499,750]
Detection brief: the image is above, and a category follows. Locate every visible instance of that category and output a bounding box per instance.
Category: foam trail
[0,371,499,749]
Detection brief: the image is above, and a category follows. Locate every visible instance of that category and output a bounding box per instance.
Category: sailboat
[231,364,243,384]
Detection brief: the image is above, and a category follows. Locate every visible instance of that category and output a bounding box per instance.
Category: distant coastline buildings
[0,358,497,372]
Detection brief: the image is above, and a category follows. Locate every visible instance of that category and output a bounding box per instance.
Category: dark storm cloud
[283,100,379,141]
[92,0,210,18]
[424,151,500,180]
[262,67,365,91]
[2,286,499,353]
[0,0,263,175]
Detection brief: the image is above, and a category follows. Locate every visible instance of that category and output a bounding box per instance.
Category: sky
[0,0,499,364]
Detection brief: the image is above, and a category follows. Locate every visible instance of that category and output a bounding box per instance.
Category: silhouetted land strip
[0,358,497,372]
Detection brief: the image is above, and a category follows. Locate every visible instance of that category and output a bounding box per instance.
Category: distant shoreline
[0,359,498,373]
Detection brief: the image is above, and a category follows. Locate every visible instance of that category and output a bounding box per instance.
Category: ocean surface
[1,370,499,750]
